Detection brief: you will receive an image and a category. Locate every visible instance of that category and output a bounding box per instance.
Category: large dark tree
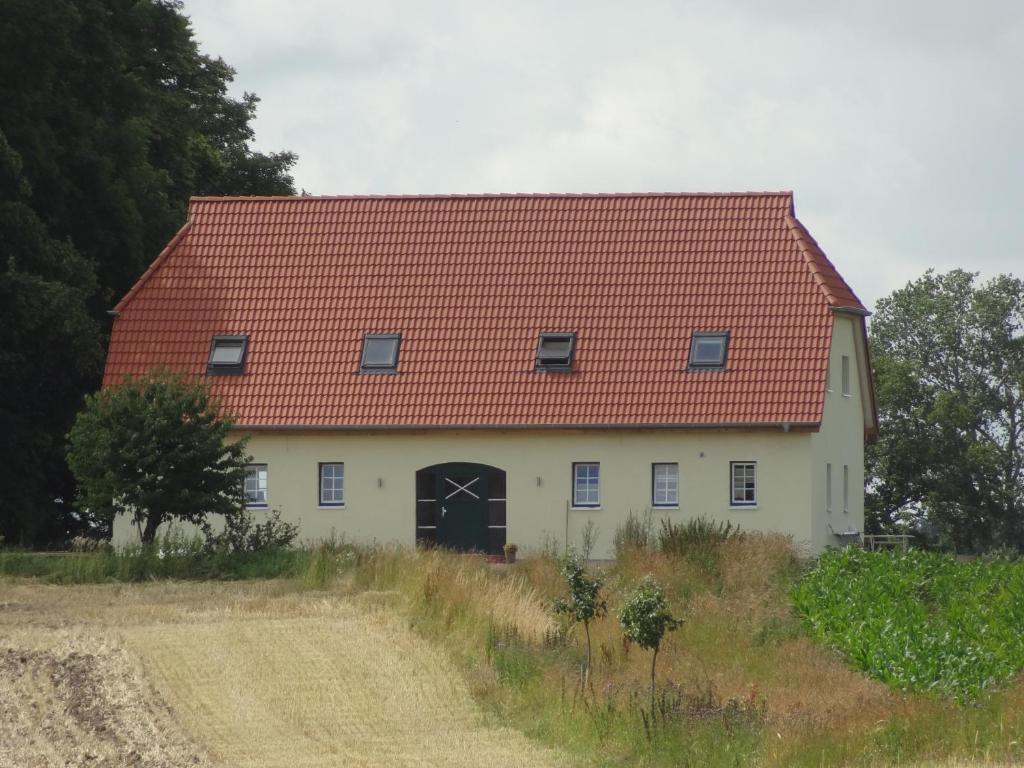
[867,270,1024,552]
[0,0,296,545]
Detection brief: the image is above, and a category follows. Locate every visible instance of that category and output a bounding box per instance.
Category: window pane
[653,463,678,505]
[573,463,599,506]
[319,463,344,504]
[245,465,267,505]
[211,341,244,364]
[694,339,723,363]
[539,337,572,357]
[689,333,728,368]
[363,336,399,367]
[731,462,755,504]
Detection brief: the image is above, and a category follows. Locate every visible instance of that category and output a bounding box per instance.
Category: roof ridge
[113,219,192,314]
[784,213,866,312]
[189,191,794,204]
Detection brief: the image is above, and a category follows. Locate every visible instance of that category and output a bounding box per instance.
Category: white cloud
[183,0,1024,310]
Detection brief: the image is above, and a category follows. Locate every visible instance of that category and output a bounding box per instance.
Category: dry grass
[0,580,570,768]
[415,550,558,646]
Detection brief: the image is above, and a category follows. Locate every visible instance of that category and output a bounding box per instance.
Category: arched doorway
[415,463,506,554]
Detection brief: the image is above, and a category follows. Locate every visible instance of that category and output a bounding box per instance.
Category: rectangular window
[841,355,851,396]
[319,463,344,506]
[536,332,577,370]
[688,331,729,369]
[208,335,249,375]
[360,333,401,373]
[843,465,849,513]
[652,463,679,507]
[730,461,756,506]
[572,462,600,507]
[244,464,268,507]
[826,463,833,512]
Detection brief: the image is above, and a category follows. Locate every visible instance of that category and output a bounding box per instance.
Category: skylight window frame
[207,335,249,376]
[687,331,730,371]
[535,331,577,372]
[359,333,402,375]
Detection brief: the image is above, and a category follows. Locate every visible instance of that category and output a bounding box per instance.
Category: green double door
[435,463,490,552]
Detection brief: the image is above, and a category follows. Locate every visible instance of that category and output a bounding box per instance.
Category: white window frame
[652,463,679,508]
[843,464,850,513]
[244,464,268,508]
[730,461,757,507]
[826,463,833,512]
[319,462,345,507]
[841,355,851,396]
[572,462,600,508]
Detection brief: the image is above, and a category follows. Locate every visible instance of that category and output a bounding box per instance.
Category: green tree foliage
[67,371,250,544]
[619,576,682,710]
[0,0,296,300]
[0,132,103,544]
[553,553,607,687]
[0,0,295,544]
[867,270,1024,551]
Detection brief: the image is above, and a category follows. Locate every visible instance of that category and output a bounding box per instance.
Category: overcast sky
[183,0,1022,311]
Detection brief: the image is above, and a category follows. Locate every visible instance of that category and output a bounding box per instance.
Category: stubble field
[0,580,568,768]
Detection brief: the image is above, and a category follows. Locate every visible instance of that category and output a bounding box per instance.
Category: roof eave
[231,420,822,433]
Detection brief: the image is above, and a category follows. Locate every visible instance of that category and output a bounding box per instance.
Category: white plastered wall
[809,314,867,551]
[114,428,818,557]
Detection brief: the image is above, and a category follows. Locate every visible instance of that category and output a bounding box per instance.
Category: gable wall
[809,315,867,550]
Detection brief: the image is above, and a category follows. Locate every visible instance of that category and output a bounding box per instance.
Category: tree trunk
[650,645,658,717]
[141,514,162,545]
[583,620,592,687]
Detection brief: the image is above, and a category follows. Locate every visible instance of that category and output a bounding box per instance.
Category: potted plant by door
[503,542,518,564]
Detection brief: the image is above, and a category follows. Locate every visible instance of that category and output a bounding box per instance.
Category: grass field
[2,539,1023,767]
[0,580,568,768]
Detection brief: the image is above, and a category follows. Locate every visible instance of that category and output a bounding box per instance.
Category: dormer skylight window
[360,333,401,374]
[207,335,248,375]
[688,331,729,370]
[535,332,576,371]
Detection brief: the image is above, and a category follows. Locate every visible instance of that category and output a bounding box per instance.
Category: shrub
[657,516,739,556]
[204,507,299,553]
[613,510,654,555]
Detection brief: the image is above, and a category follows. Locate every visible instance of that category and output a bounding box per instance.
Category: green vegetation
[794,546,1024,700]
[553,553,607,686]
[0,0,295,547]
[868,269,1024,551]
[5,535,1024,765]
[67,371,251,543]
[619,575,682,712]
[332,539,1024,767]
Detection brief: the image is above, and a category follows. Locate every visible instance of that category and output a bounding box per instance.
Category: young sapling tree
[619,575,683,713]
[553,552,607,689]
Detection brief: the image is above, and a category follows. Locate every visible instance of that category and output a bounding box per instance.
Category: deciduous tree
[867,270,1024,551]
[67,371,250,544]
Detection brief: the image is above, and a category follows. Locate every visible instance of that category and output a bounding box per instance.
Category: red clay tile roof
[103,192,867,429]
